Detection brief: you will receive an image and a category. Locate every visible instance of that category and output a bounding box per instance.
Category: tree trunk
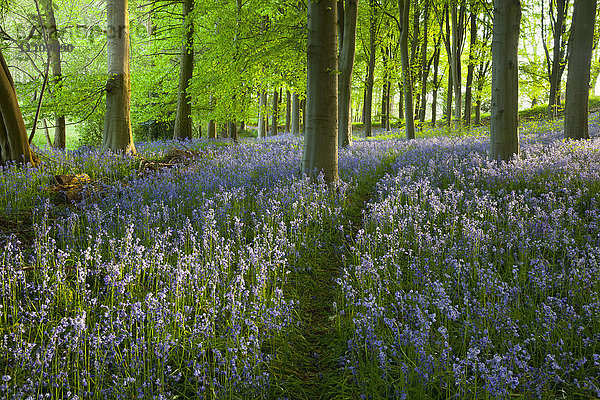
[452,3,466,123]
[490,0,521,160]
[381,47,390,130]
[444,6,453,125]
[565,0,596,139]
[364,0,376,137]
[291,92,300,135]
[41,0,66,149]
[102,0,136,154]
[228,120,237,142]
[285,90,291,133]
[464,11,476,127]
[546,0,569,118]
[0,50,37,165]
[173,0,194,140]
[431,39,441,126]
[419,1,430,123]
[301,97,306,135]
[338,0,358,147]
[303,0,338,183]
[399,0,415,140]
[208,120,216,138]
[271,89,278,135]
[258,89,267,138]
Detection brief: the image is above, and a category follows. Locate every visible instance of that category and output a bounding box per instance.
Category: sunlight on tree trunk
[0,50,38,165]
[490,0,521,161]
[303,0,338,183]
[41,0,66,149]
[338,0,358,148]
[173,0,194,140]
[103,0,136,155]
[565,0,596,140]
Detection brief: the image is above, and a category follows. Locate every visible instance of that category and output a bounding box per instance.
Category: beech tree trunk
[271,89,278,135]
[364,0,376,137]
[399,0,415,140]
[303,0,338,183]
[338,0,358,147]
[432,41,440,127]
[545,0,568,118]
[41,0,66,149]
[0,50,37,165]
[291,92,300,135]
[451,4,466,123]
[285,90,291,133]
[102,0,136,154]
[173,0,194,140]
[490,0,521,160]
[258,90,267,138]
[464,11,476,127]
[565,0,596,139]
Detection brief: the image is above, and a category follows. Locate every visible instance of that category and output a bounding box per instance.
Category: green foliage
[77,117,103,147]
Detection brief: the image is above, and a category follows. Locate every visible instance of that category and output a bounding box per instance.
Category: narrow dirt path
[272,160,396,399]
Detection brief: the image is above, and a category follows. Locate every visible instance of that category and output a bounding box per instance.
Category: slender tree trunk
[228,120,237,142]
[565,0,596,139]
[446,72,453,125]
[303,0,338,183]
[364,0,376,137]
[208,120,216,138]
[464,11,476,126]
[173,0,194,140]
[432,42,440,126]
[381,47,390,130]
[103,0,136,154]
[338,0,358,147]
[397,81,404,120]
[271,89,278,135]
[0,50,37,165]
[444,6,453,125]
[490,0,521,160]
[452,3,466,123]
[41,0,66,149]
[291,92,300,135]
[301,98,306,135]
[547,0,568,118]
[399,0,415,140]
[258,89,267,138]
[419,1,430,123]
[285,90,291,133]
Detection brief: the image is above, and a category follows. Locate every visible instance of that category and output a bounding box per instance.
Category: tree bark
[303,0,338,183]
[271,89,278,135]
[291,92,300,135]
[364,0,376,137]
[490,0,521,160]
[399,0,415,140]
[432,43,440,127]
[0,50,37,165]
[565,0,596,139]
[451,4,466,123]
[464,11,477,127]
[419,1,430,123]
[546,0,569,118]
[41,0,66,149]
[338,0,358,147]
[285,90,291,133]
[173,0,194,140]
[173,0,194,139]
[258,89,267,138]
[381,46,390,130]
[103,0,136,154]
